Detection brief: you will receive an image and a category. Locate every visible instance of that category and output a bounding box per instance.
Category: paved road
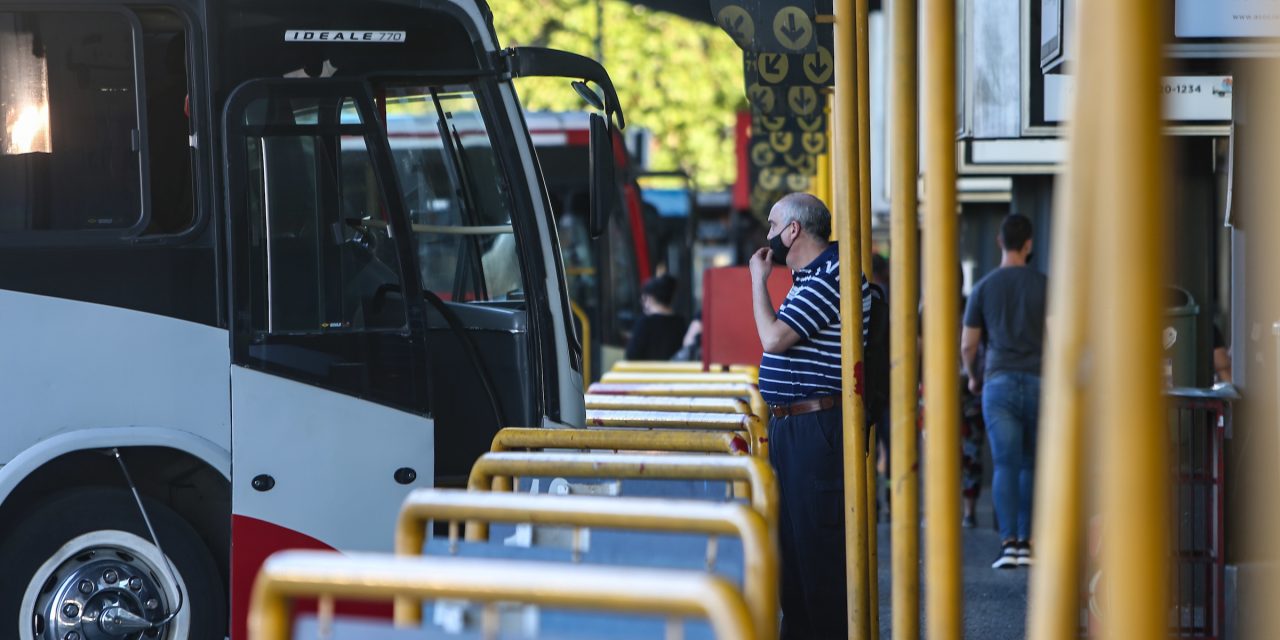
[873,500,1031,639]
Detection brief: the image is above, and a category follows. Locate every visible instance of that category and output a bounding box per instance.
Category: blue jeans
[982,372,1041,541]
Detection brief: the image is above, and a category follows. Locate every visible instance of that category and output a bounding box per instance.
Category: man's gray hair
[774,193,832,240]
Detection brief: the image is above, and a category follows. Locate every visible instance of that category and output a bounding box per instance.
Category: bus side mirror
[504,47,626,130]
[589,113,618,240]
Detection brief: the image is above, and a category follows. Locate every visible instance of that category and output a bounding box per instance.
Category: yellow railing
[587,382,769,427]
[611,361,760,379]
[465,451,778,539]
[491,426,749,456]
[599,371,757,385]
[585,394,752,415]
[585,409,767,458]
[249,550,757,640]
[392,488,777,638]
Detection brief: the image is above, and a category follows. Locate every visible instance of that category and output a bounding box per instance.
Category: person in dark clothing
[751,193,873,639]
[962,213,1048,570]
[624,274,688,360]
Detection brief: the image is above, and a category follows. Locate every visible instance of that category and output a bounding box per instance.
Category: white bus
[0,1,624,638]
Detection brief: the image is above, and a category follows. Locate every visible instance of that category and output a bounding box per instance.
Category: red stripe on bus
[230,515,392,639]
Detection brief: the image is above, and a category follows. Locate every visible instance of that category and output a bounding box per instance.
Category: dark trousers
[768,406,849,639]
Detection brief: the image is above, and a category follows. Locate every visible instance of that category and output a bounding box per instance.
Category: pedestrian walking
[750,193,872,638]
[961,213,1047,569]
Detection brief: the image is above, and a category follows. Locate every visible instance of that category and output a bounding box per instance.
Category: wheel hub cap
[33,547,169,640]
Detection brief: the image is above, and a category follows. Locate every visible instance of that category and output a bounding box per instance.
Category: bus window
[555,190,596,311]
[0,11,142,233]
[607,205,640,340]
[138,8,196,235]
[241,93,408,334]
[379,85,522,303]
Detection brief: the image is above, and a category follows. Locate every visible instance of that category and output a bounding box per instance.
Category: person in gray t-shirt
[961,213,1047,570]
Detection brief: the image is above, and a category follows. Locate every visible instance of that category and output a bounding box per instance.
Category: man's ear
[996,232,1005,251]
[1024,238,1034,255]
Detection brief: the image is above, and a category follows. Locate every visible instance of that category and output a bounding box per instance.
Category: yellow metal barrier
[599,371,757,385]
[585,410,767,458]
[586,394,752,415]
[611,361,760,379]
[466,451,779,539]
[392,488,777,638]
[587,382,769,427]
[249,550,758,640]
[491,426,750,456]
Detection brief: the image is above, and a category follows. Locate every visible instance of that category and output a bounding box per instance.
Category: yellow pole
[835,0,871,636]
[865,429,880,639]
[888,0,920,635]
[1025,0,1096,636]
[856,0,874,277]
[923,0,961,636]
[854,4,878,636]
[1085,0,1170,638]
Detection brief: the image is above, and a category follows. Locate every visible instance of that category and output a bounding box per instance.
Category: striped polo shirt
[758,242,872,405]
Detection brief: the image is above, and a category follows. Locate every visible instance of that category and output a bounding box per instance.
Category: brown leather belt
[769,395,838,418]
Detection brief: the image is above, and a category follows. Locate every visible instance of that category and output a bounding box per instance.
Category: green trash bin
[1163,287,1199,388]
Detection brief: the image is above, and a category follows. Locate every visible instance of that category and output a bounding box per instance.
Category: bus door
[222,79,435,631]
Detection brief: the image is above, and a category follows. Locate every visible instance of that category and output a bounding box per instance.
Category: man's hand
[749,247,774,283]
[968,376,981,396]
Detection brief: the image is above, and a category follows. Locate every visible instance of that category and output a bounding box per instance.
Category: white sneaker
[992,542,1019,570]
[1015,541,1033,567]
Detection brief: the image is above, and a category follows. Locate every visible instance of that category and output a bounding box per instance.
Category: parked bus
[0,1,624,638]
[526,112,651,377]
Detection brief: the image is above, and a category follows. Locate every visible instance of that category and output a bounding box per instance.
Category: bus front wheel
[0,487,225,640]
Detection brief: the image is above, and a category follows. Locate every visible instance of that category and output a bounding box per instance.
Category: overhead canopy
[623,0,883,25]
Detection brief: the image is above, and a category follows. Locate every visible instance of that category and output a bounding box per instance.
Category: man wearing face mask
[749,193,871,639]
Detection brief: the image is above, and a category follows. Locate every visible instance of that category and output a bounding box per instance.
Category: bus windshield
[377,84,522,303]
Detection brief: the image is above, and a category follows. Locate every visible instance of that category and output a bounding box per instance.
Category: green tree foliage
[490,0,745,190]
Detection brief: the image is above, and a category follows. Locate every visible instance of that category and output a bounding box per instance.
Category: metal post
[888,0,920,636]
[922,0,961,636]
[865,429,880,639]
[835,0,871,636]
[856,0,874,276]
[1025,0,1096,635]
[854,3,879,636]
[1084,0,1170,638]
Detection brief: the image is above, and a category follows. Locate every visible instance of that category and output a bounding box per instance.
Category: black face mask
[769,230,791,266]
